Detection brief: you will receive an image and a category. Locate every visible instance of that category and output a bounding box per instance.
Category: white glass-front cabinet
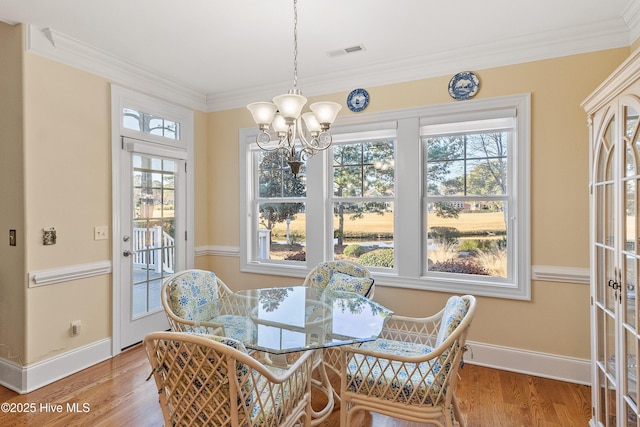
[583,49,640,427]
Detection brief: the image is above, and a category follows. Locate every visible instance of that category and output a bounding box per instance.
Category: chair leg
[339,400,350,427]
[452,393,466,427]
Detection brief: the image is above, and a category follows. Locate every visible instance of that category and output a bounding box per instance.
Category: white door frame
[110,85,194,355]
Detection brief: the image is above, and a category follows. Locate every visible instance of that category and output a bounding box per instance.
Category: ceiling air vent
[327,44,366,58]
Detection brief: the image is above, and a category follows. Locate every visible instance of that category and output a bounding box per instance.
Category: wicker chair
[302,260,374,298]
[144,331,313,427]
[303,261,375,372]
[339,295,477,427]
[161,269,255,343]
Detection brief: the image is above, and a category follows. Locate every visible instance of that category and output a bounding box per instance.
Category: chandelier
[246,0,342,178]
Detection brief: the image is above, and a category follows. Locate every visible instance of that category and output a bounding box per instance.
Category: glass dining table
[211,285,393,425]
[214,286,393,353]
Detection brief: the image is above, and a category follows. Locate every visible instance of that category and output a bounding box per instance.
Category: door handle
[123,250,132,257]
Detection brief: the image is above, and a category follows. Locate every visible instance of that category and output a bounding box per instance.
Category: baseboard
[0,357,25,394]
[465,340,591,385]
[0,338,112,394]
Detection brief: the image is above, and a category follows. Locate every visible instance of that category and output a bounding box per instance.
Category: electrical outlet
[94,226,108,240]
[70,320,82,337]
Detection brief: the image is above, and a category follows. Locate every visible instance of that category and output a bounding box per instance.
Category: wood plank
[0,344,592,426]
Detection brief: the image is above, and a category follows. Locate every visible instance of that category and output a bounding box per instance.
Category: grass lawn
[269,211,506,236]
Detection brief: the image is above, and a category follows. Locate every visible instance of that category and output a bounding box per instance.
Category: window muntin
[331,139,395,268]
[422,119,512,281]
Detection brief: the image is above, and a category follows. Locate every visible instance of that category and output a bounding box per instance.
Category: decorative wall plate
[448,71,480,100]
[347,88,370,112]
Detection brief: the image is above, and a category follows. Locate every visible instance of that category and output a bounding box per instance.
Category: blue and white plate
[448,71,480,100]
[347,88,369,112]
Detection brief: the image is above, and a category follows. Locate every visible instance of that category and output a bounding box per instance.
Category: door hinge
[185,163,187,173]
[185,231,188,241]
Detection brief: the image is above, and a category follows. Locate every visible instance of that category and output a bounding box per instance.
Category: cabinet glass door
[622,101,640,426]
[595,113,617,426]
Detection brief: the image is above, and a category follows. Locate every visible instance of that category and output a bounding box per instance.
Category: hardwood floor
[0,344,591,426]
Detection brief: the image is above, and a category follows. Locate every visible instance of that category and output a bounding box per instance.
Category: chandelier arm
[295,118,333,152]
[255,131,288,152]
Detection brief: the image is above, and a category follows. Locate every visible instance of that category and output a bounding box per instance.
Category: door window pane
[131,155,177,316]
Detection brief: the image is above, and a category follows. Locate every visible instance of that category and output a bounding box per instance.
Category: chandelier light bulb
[273,93,307,121]
[272,113,288,133]
[309,101,342,125]
[247,102,277,126]
[302,112,321,133]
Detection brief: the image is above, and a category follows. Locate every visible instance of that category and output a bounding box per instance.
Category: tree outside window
[424,129,509,278]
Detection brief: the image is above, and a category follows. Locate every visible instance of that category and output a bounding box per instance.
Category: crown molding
[25,25,208,111]
[207,17,630,112]
[23,16,630,114]
[622,0,640,44]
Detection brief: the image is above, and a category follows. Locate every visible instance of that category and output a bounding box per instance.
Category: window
[240,94,530,299]
[331,133,395,269]
[123,108,180,140]
[422,118,511,280]
[255,150,307,264]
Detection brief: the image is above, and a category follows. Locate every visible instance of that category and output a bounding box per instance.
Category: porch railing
[132,226,175,273]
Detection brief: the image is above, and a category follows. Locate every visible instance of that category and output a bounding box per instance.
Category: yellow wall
[22,54,112,363]
[201,48,630,360]
[0,22,26,365]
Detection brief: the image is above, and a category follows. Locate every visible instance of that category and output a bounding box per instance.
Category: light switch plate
[94,226,108,240]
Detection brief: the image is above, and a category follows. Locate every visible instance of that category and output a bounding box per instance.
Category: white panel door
[119,145,186,348]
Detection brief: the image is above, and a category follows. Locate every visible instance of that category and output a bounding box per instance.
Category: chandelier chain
[293,0,298,88]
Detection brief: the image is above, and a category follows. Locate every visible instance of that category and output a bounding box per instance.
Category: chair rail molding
[194,245,240,258]
[531,265,589,285]
[28,261,112,287]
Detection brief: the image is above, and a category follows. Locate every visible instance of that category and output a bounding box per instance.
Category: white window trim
[239,93,531,300]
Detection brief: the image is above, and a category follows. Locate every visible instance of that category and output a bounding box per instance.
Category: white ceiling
[1,0,639,111]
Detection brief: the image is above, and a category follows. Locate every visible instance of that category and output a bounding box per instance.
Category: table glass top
[214,286,393,354]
